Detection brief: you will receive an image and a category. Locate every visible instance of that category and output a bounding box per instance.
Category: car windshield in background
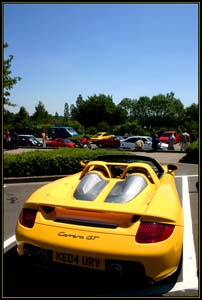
[66,127,76,133]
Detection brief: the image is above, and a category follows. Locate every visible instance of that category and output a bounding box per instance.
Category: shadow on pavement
[3,246,178,297]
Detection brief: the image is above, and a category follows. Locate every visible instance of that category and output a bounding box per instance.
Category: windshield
[66,127,76,133]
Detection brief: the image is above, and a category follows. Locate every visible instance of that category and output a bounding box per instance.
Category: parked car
[18,135,43,147]
[15,154,183,283]
[46,138,76,148]
[119,136,168,151]
[114,135,126,142]
[74,138,91,148]
[49,126,78,139]
[90,132,115,143]
[159,131,180,144]
[96,137,121,148]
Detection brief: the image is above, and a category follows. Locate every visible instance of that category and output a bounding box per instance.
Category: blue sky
[4,3,198,116]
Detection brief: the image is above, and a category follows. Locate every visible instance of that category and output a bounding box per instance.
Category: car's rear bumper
[16,221,183,282]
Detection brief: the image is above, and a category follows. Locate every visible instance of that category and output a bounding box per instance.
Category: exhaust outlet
[108,263,123,276]
[35,250,48,266]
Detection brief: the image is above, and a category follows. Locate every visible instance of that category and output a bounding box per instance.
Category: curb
[3,175,66,184]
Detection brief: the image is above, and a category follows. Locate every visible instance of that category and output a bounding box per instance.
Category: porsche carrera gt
[16,154,183,283]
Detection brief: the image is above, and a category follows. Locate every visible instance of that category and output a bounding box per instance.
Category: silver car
[119,136,168,151]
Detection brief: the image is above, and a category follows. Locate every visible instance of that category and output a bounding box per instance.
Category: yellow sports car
[16,154,183,284]
[90,132,115,143]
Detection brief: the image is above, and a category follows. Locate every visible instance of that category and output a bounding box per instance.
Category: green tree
[184,103,199,122]
[52,112,63,125]
[117,98,134,121]
[181,103,199,132]
[14,106,31,133]
[71,94,117,128]
[31,101,50,122]
[3,110,16,130]
[30,101,54,135]
[64,102,70,121]
[117,98,137,121]
[133,96,151,126]
[111,105,128,125]
[149,93,184,127]
[70,94,85,122]
[113,121,143,136]
[97,121,110,132]
[3,43,21,110]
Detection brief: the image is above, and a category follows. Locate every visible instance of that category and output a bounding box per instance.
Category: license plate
[53,251,105,270]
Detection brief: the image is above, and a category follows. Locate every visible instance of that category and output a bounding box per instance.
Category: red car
[96,137,120,148]
[46,138,76,148]
[159,131,180,144]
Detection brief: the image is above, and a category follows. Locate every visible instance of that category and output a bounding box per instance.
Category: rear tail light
[136,222,174,243]
[19,208,37,228]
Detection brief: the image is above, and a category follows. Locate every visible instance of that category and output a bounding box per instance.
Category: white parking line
[4,181,51,187]
[4,235,16,250]
[170,175,198,292]
[175,175,198,178]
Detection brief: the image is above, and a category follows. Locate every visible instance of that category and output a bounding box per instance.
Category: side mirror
[167,164,178,173]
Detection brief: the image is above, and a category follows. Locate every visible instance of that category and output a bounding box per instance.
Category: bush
[4,141,199,178]
[3,148,121,177]
[179,140,199,164]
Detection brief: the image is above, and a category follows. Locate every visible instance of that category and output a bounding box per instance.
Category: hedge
[179,140,199,164]
[3,148,122,177]
[4,142,198,178]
